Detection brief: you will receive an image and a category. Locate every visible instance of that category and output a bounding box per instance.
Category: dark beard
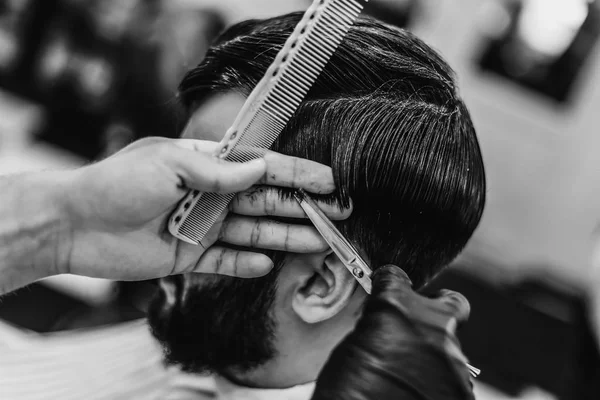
[147,268,280,376]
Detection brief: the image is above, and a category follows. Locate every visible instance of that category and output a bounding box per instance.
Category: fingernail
[244,256,273,278]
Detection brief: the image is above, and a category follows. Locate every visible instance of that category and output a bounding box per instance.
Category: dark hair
[179,12,486,288]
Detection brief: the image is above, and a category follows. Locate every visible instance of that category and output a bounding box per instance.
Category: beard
[147,265,280,376]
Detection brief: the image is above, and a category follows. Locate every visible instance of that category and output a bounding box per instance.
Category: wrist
[24,170,74,278]
[47,170,76,276]
[0,170,74,294]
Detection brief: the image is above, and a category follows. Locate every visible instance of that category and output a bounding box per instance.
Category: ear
[292,252,357,324]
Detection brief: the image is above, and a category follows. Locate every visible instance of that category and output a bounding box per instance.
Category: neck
[224,334,327,390]
[214,374,316,400]
[224,357,318,390]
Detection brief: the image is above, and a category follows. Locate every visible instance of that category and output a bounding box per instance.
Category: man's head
[148,12,486,388]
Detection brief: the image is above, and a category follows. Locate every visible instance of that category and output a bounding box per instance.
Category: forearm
[0,171,72,294]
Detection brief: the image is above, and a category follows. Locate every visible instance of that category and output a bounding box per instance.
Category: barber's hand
[370,265,472,366]
[61,137,350,281]
[312,265,475,400]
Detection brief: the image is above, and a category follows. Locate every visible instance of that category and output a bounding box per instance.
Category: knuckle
[215,247,226,271]
[262,152,282,182]
[264,187,278,215]
[439,290,471,317]
[194,252,207,273]
[206,164,224,192]
[262,151,277,167]
[152,141,176,160]
[139,136,166,147]
[232,251,240,276]
[230,194,242,212]
[211,174,222,192]
[283,224,291,252]
[186,139,211,152]
[291,157,301,188]
[217,217,230,241]
[250,218,262,247]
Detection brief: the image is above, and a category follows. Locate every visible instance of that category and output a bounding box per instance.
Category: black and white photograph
[1,1,599,399]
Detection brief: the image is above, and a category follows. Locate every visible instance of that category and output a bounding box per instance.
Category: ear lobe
[293,253,357,324]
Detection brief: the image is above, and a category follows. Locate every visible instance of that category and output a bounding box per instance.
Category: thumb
[371,264,412,295]
[434,289,471,324]
[165,143,267,193]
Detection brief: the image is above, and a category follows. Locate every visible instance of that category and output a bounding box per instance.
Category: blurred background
[1,0,600,399]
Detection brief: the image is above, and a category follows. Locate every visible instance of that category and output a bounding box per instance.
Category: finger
[444,335,470,366]
[260,150,335,194]
[436,289,471,323]
[191,245,274,278]
[164,144,267,193]
[230,185,352,219]
[372,264,413,294]
[167,139,335,194]
[219,215,329,253]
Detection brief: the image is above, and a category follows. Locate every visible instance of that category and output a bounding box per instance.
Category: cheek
[350,290,368,319]
[181,119,223,141]
[312,291,366,350]
[272,254,308,303]
[272,273,295,327]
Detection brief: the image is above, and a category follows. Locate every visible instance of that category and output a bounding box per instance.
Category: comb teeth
[178,193,234,242]
[467,364,481,378]
[171,0,368,244]
[223,0,366,165]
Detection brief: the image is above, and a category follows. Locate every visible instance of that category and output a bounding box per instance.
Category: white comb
[169,0,369,244]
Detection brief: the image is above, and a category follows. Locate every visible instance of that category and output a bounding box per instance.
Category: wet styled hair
[179,12,485,288]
